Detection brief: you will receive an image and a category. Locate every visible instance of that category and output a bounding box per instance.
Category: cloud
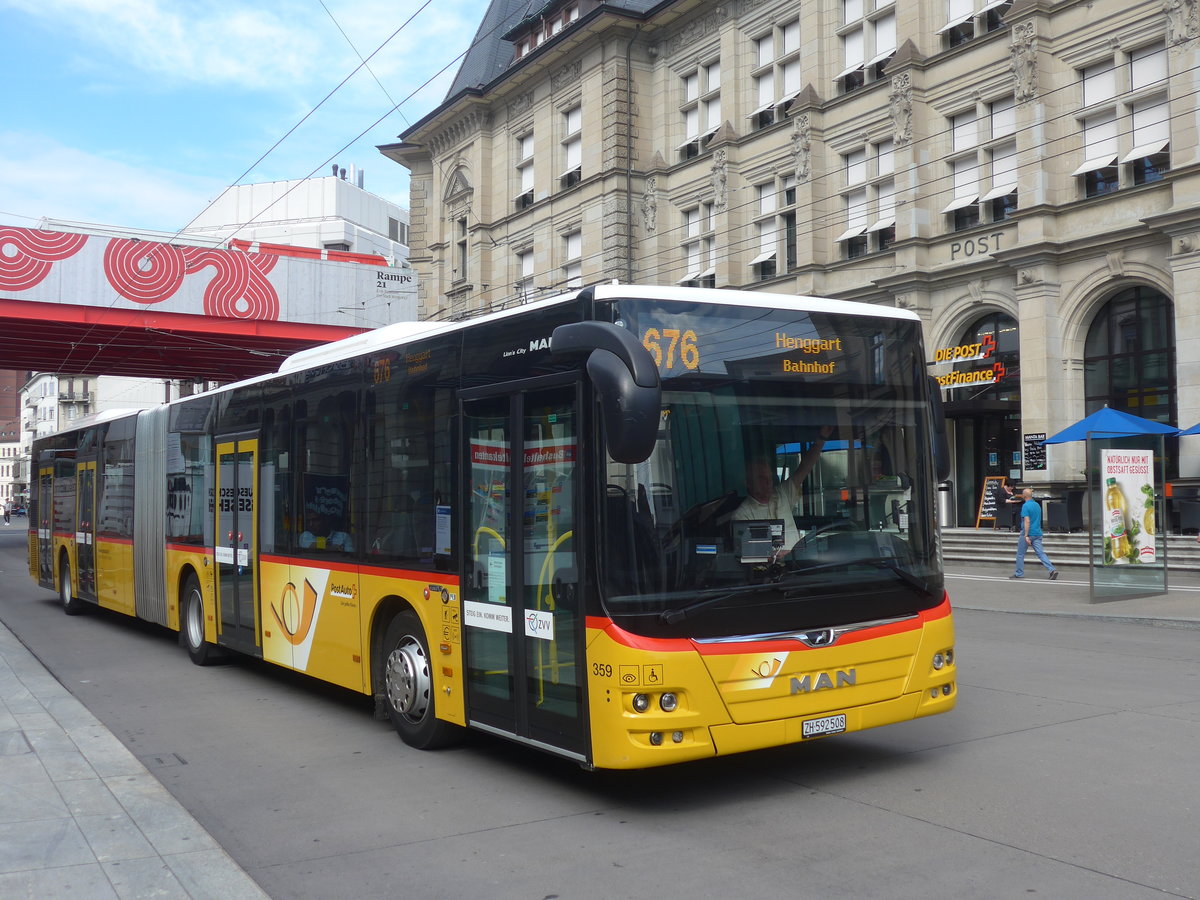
[3,0,482,101]
[0,132,225,232]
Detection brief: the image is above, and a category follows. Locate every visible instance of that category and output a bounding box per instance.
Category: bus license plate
[802,714,847,739]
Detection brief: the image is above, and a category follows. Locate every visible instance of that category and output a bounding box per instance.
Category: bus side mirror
[551,322,661,464]
[928,376,951,483]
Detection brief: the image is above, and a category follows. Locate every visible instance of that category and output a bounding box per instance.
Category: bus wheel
[382,611,460,750]
[181,575,221,666]
[59,557,84,615]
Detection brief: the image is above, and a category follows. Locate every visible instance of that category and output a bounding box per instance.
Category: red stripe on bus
[258,553,459,585]
[586,594,952,654]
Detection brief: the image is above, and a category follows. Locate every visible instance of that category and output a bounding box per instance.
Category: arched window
[1084,287,1175,424]
[952,311,1020,401]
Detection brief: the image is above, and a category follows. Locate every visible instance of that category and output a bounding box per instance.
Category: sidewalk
[946,561,1200,628]
[0,620,268,899]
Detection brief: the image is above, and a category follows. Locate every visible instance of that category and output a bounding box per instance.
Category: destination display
[617,299,920,387]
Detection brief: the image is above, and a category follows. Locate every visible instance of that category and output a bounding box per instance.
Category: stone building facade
[381,0,1200,525]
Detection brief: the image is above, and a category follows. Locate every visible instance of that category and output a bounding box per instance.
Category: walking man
[1011,487,1058,580]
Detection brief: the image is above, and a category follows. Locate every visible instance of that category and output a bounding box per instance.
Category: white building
[182,170,410,265]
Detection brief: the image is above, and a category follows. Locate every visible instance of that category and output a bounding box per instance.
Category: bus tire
[59,556,85,616]
[181,575,222,666]
[382,611,461,750]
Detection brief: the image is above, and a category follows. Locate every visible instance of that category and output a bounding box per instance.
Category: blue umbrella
[1043,406,1179,444]
[1180,423,1200,436]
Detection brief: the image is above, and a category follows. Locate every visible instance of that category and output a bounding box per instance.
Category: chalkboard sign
[976,475,1008,529]
[1023,433,1047,471]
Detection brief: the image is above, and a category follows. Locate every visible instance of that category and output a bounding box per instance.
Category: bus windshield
[601,299,943,640]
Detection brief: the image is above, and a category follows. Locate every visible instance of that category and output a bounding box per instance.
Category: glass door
[37,466,54,583]
[214,434,260,654]
[75,460,97,600]
[462,383,585,758]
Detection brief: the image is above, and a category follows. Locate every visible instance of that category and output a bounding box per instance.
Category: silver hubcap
[385,635,430,723]
[60,567,71,606]
[186,590,204,648]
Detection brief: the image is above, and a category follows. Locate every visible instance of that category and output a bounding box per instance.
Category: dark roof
[443,0,660,101]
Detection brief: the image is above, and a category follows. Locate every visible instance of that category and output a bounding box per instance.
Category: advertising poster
[1100,450,1156,565]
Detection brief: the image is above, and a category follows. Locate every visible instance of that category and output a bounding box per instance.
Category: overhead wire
[57,0,444,377]
[472,39,1187,302]
[35,8,1189,372]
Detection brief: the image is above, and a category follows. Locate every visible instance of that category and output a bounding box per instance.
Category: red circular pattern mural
[0,228,89,291]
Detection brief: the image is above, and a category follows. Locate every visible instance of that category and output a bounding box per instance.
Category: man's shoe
[1009,574,1023,579]
[1049,570,1059,580]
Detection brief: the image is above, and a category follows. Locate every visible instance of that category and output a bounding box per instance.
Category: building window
[838,0,895,94]
[678,61,722,159]
[455,218,468,282]
[940,0,1013,48]
[515,250,534,298]
[748,20,802,130]
[1074,43,1169,198]
[562,230,582,288]
[516,132,535,209]
[944,97,1019,229]
[839,138,895,255]
[1084,287,1176,475]
[560,107,581,189]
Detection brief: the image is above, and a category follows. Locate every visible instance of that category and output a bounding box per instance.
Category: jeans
[1015,534,1055,577]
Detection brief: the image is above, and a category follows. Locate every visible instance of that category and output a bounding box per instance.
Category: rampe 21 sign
[932,333,1007,390]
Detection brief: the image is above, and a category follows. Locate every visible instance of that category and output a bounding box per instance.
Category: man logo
[791,669,857,694]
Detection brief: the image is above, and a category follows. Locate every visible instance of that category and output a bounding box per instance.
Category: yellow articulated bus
[29,285,955,769]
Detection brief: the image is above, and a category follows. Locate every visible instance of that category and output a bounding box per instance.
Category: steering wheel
[792,519,857,553]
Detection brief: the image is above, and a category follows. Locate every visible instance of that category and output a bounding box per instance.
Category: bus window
[295,377,359,555]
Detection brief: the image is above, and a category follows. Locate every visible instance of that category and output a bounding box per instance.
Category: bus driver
[733,425,831,560]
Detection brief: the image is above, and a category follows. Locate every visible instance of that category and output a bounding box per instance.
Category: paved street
[2,522,1199,899]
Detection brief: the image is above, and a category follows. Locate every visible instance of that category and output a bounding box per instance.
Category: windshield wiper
[659,583,788,625]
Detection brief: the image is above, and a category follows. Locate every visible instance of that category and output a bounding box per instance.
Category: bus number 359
[642,328,700,371]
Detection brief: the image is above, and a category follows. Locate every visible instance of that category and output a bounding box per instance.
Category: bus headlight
[932,652,945,670]
[659,692,678,712]
[632,693,650,713]
[649,731,663,746]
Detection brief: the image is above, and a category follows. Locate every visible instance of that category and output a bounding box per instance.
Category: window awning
[749,249,777,265]
[835,62,864,80]
[981,183,1018,201]
[1071,155,1118,176]
[866,49,895,67]
[866,217,896,233]
[746,101,775,118]
[675,134,700,149]
[937,13,972,33]
[941,194,979,214]
[835,225,867,242]
[1122,140,1169,163]
[697,266,716,278]
[775,89,803,108]
[557,165,581,180]
[677,270,702,284]
[980,0,1012,12]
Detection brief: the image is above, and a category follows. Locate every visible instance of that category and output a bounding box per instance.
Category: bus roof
[276,284,919,376]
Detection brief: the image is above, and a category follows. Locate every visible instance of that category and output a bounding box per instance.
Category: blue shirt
[1021,498,1043,537]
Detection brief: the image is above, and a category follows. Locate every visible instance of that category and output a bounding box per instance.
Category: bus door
[37,465,54,584]
[75,459,97,600]
[214,434,261,655]
[461,381,586,760]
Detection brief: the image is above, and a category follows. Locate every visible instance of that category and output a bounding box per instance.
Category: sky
[0,0,488,234]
